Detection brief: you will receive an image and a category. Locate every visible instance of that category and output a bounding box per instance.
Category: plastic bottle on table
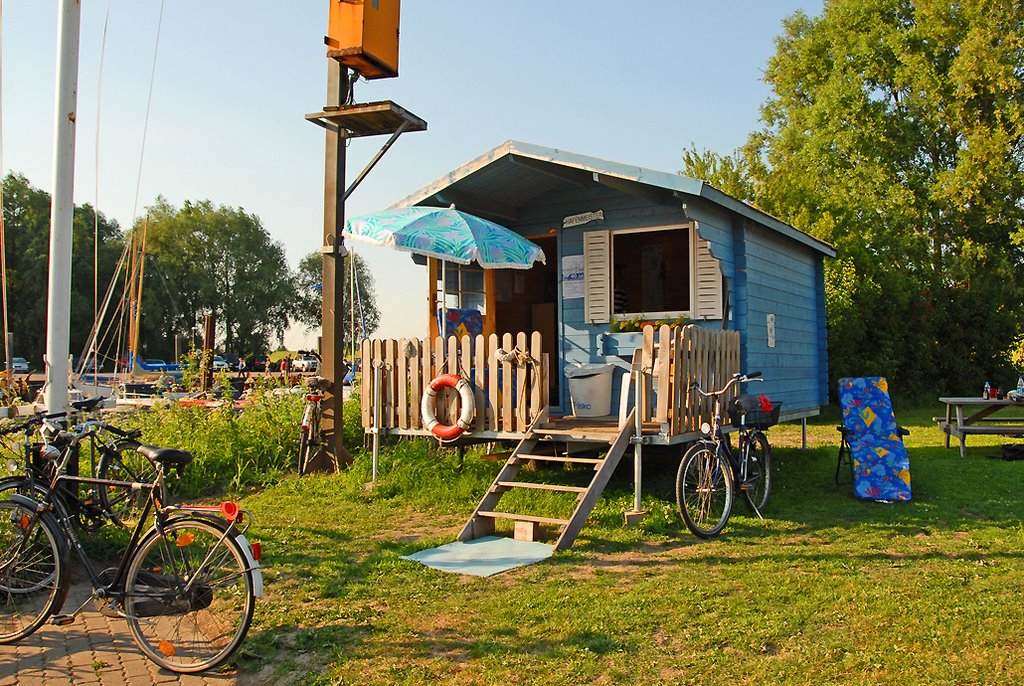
[1017,375,1024,397]
[983,380,991,400]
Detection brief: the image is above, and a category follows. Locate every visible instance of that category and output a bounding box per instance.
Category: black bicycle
[676,371,780,538]
[0,405,146,530]
[0,416,262,673]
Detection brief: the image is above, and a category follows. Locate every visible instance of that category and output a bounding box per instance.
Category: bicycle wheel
[740,432,772,513]
[0,500,67,643]
[124,517,255,673]
[297,425,310,474]
[676,442,734,539]
[0,476,49,502]
[98,442,157,528]
[299,410,323,475]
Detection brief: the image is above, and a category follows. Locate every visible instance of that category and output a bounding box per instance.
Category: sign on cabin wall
[563,210,604,228]
[562,254,585,299]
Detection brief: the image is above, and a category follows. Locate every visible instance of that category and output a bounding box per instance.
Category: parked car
[7,357,29,374]
[292,354,320,373]
[221,353,242,371]
[249,354,269,372]
[212,356,230,372]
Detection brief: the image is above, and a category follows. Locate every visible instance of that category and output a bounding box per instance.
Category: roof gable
[390,140,836,258]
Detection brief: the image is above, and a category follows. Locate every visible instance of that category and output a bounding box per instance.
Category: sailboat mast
[44,0,82,417]
[131,219,148,360]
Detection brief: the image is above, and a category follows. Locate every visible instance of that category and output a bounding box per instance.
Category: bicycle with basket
[676,371,781,538]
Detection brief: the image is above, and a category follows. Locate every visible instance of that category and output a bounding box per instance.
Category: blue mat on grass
[402,536,554,577]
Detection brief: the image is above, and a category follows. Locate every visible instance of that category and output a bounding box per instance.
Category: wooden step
[477,511,570,526]
[515,453,603,465]
[494,481,589,494]
[535,427,619,441]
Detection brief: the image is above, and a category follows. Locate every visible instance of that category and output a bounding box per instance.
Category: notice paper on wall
[562,254,584,299]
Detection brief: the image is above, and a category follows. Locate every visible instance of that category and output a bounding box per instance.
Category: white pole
[44,0,81,417]
[440,260,448,338]
[349,248,356,364]
[633,365,643,512]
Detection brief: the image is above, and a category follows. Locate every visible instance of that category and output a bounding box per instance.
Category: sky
[1,0,824,347]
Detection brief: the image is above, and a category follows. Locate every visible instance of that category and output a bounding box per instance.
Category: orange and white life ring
[421,373,475,440]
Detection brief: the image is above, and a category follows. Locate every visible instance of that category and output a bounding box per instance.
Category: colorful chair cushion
[837,377,912,502]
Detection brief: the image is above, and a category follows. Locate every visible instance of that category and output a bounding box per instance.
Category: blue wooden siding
[504,183,828,418]
[732,223,824,414]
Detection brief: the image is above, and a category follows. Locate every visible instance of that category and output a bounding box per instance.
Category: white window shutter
[583,230,611,323]
[695,236,723,320]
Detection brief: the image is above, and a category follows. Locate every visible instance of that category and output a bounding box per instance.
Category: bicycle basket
[729,398,781,430]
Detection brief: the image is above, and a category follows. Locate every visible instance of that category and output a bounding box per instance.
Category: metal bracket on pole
[344,120,410,201]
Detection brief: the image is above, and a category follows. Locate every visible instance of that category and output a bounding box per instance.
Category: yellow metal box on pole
[326,0,400,80]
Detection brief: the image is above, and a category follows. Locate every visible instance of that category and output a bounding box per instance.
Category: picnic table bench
[936,397,1024,458]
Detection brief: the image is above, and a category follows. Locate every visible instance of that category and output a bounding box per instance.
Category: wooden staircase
[458,408,637,551]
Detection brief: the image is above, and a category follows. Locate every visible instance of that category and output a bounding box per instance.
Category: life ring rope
[421,373,475,441]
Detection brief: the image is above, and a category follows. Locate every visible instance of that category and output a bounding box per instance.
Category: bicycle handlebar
[691,371,765,397]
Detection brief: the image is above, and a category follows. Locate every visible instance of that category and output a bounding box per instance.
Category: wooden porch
[360,323,741,446]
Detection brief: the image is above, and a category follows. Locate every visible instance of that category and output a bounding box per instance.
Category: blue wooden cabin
[389,141,835,424]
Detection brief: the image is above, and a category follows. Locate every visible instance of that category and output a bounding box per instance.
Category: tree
[0,173,124,367]
[140,198,294,359]
[732,0,1024,394]
[679,144,756,202]
[293,250,380,351]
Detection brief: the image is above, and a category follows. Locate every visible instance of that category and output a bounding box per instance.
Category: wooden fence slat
[474,334,486,432]
[501,333,513,433]
[409,339,421,429]
[384,339,397,428]
[360,338,371,429]
[515,331,528,431]
[530,331,542,423]
[641,325,654,422]
[488,333,499,431]
[397,338,409,430]
[656,324,671,424]
[371,339,383,428]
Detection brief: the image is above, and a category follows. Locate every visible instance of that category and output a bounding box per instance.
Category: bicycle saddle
[307,376,332,391]
[135,444,193,471]
[71,396,104,412]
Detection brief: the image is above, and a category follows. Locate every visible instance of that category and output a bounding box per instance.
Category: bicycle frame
[694,373,766,496]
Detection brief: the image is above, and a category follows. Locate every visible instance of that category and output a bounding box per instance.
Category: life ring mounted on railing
[421,373,475,440]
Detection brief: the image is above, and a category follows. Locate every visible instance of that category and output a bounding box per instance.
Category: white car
[292,355,319,373]
[9,357,29,373]
[213,356,230,371]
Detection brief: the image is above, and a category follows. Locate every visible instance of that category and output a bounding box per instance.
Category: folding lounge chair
[835,377,912,501]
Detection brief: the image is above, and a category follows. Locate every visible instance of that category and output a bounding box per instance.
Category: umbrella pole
[440,260,448,339]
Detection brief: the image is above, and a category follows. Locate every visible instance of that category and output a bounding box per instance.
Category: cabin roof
[390,140,837,258]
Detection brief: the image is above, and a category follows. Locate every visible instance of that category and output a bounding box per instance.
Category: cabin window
[612,225,691,317]
[583,222,722,324]
[440,263,486,313]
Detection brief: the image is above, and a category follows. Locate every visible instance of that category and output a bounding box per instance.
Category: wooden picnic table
[937,397,1024,457]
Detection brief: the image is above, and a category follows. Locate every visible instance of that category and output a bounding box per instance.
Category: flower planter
[601,332,643,356]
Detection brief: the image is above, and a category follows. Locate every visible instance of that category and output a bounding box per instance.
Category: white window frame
[611,222,697,320]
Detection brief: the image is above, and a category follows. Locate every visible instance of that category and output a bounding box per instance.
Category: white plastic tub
[564,363,615,417]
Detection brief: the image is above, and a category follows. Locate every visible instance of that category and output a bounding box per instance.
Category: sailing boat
[72,218,182,402]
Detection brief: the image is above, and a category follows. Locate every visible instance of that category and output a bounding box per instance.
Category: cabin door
[493,236,559,404]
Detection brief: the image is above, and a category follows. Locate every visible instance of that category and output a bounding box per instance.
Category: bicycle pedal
[50,614,76,626]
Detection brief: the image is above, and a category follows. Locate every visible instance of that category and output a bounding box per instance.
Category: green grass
[226,401,1024,685]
